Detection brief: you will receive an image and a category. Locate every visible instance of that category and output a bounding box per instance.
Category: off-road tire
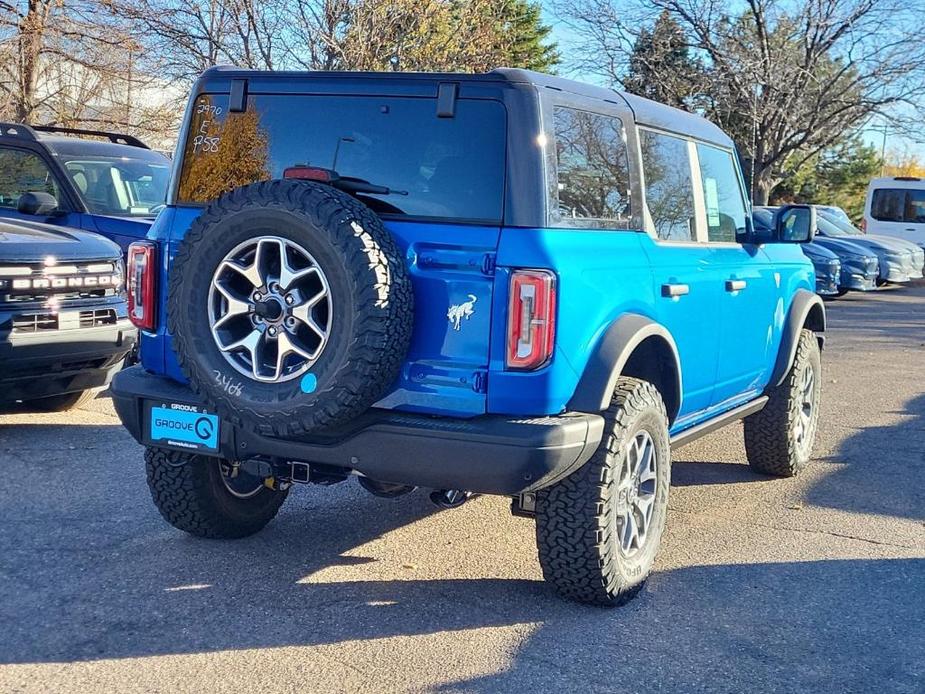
[535,377,671,606]
[167,179,413,437]
[744,329,822,477]
[27,389,96,412]
[144,447,288,539]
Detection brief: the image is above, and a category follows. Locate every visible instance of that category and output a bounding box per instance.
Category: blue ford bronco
[111,68,825,606]
[0,123,170,254]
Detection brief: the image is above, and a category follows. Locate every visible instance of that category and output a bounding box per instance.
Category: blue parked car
[801,243,842,297]
[0,124,170,254]
[815,206,924,283]
[111,68,825,606]
[753,208,876,295]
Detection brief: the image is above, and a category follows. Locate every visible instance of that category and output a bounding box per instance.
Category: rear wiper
[282,165,408,196]
[336,175,408,197]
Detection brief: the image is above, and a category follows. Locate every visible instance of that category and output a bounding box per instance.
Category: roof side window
[0,148,60,209]
[640,130,696,242]
[551,106,632,227]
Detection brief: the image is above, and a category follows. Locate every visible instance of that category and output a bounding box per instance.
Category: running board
[669,396,768,450]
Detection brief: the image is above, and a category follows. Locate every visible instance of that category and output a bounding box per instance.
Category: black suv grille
[12,313,58,332]
[79,308,117,328]
[0,259,123,305]
[10,308,118,333]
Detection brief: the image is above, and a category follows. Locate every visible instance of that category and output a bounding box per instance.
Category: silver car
[817,208,924,281]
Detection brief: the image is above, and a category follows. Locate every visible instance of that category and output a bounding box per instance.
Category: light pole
[869,124,889,176]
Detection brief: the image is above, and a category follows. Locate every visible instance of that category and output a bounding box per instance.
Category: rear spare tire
[168,180,413,437]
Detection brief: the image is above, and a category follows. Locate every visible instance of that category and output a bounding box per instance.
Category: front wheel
[535,377,671,606]
[145,448,288,538]
[26,389,96,412]
[744,329,822,477]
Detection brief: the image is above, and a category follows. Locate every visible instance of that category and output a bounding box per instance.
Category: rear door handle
[725,279,747,292]
[661,283,690,297]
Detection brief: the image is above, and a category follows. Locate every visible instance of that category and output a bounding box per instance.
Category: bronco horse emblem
[447,294,477,331]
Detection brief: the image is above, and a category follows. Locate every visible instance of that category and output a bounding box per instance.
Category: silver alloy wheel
[615,430,658,557]
[218,460,265,499]
[208,236,332,383]
[793,363,817,458]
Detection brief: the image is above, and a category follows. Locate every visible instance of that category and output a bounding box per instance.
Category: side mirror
[17,191,61,216]
[774,204,816,243]
[737,215,774,245]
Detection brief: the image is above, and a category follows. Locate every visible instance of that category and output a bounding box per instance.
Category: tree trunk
[751,166,777,206]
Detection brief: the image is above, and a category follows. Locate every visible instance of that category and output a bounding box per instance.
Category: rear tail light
[506,269,556,370]
[127,241,156,330]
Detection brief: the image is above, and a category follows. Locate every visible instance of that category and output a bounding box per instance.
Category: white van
[862,177,925,248]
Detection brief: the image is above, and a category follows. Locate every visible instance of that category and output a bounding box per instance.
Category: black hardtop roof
[39,136,170,162]
[196,66,733,148]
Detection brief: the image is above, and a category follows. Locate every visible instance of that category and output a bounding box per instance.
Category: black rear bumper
[111,366,604,496]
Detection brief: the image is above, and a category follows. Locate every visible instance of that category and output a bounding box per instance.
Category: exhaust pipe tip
[429,489,472,509]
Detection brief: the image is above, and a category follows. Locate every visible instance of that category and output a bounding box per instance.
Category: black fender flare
[568,313,683,422]
[768,289,826,388]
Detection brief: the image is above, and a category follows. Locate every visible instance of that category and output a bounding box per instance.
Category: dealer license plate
[148,403,220,453]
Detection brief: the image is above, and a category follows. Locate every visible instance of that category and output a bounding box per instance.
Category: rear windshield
[870,187,925,223]
[177,93,507,222]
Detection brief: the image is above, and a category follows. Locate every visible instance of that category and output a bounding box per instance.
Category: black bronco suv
[113,68,824,606]
[0,217,135,410]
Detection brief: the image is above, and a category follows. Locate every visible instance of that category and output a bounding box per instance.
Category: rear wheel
[144,447,288,538]
[744,329,821,477]
[535,377,671,606]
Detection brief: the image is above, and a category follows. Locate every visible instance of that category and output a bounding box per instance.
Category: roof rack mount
[32,125,150,149]
[0,122,39,141]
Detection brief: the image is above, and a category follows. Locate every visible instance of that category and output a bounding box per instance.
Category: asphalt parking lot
[1,285,923,694]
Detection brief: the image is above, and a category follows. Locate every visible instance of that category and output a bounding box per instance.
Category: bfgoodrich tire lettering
[145,447,287,539]
[535,377,671,606]
[167,180,413,437]
[744,328,822,477]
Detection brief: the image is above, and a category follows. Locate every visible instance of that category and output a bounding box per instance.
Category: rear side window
[640,131,695,242]
[0,148,60,208]
[177,94,506,223]
[695,143,748,242]
[871,188,925,223]
[552,107,631,226]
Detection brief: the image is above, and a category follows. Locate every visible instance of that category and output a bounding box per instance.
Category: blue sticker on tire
[150,406,219,451]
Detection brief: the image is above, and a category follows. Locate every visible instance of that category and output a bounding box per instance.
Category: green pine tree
[624,10,703,109]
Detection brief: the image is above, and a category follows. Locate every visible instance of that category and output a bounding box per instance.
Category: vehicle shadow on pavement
[669,459,760,486]
[806,392,925,521]
[435,557,924,693]
[0,414,922,687]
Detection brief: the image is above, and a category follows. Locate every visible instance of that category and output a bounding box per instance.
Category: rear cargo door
[373,220,500,416]
[173,86,509,416]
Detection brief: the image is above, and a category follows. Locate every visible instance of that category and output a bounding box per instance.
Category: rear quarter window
[871,187,925,223]
[551,106,632,227]
[177,94,507,223]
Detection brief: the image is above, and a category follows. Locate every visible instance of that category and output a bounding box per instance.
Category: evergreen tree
[624,11,703,109]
